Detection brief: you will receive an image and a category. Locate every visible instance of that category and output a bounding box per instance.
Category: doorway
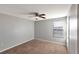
[52,17,67,46]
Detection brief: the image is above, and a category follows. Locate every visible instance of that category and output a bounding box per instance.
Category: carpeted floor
[1,39,67,54]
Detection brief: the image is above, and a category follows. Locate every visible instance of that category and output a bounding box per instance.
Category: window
[53,20,66,39]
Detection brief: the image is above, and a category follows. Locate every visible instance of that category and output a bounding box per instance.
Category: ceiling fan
[28,12,46,20]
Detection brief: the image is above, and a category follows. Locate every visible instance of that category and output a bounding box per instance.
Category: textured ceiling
[0,4,71,21]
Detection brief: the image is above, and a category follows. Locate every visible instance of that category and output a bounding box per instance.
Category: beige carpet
[1,39,67,54]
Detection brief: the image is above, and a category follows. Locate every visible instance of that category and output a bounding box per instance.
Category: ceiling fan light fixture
[35,16,39,20]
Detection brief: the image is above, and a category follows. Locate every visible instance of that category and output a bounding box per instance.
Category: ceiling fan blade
[39,14,46,16]
[28,12,38,15]
[40,17,46,19]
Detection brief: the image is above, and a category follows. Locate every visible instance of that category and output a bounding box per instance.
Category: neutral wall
[0,13,34,52]
[34,17,67,45]
[68,4,77,54]
[77,5,79,53]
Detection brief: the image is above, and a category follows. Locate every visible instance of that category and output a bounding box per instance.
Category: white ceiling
[0,4,71,21]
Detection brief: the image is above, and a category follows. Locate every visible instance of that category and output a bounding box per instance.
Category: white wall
[34,20,53,41]
[0,13,34,52]
[34,17,67,45]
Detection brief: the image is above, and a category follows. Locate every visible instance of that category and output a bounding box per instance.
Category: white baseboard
[0,39,33,53]
[34,38,65,46]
